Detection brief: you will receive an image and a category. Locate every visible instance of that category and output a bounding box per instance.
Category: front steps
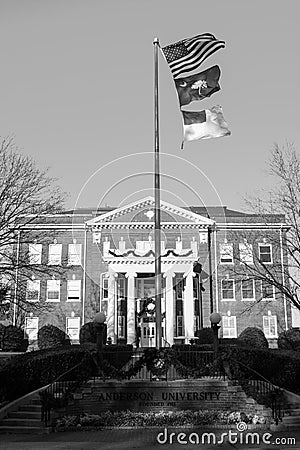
[282,406,300,430]
[0,394,49,434]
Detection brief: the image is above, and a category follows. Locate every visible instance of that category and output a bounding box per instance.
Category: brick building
[12,196,294,348]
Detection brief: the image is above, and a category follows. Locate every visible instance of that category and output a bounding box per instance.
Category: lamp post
[193,259,202,335]
[209,312,222,354]
[93,312,107,375]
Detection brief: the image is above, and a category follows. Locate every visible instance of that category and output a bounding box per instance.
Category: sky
[1,0,300,213]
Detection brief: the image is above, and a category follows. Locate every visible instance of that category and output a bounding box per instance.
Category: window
[66,317,80,341]
[29,244,42,264]
[220,243,233,264]
[46,280,60,301]
[26,280,40,302]
[263,315,278,338]
[194,315,200,333]
[0,276,11,304]
[48,244,62,265]
[241,279,255,300]
[176,315,184,337]
[221,279,235,300]
[67,280,81,301]
[118,316,126,339]
[222,316,237,338]
[261,280,275,300]
[100,276,108,316]
[25,317,39,342]
[259,244,272,264]
[239,243,253,264]
[136,240,164,253]
[68,244,82,265]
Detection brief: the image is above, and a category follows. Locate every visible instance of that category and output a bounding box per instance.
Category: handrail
[224,355,284,424]
[229,357,279,388]
[39,356,95,427]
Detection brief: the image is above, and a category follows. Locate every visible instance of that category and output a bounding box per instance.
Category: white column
[107,270,117,343]
[126,272,137,346]
[165,272,175,345]
[184,270,194,343]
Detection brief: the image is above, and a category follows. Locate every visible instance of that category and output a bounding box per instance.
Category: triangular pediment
[86,196,214,227]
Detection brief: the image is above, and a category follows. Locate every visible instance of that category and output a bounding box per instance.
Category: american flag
[162,33,225,79]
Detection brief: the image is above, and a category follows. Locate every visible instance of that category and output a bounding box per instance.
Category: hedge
[79,322,97,345]
[38,324,71,350]
[194,327,214,344]
[0,346,95,403]
[221,345,300,394]
[0,324,28,352]
[278,328,300,351]
[237,327,268,349]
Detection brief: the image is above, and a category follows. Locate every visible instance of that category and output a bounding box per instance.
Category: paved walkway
[0,428,299,450]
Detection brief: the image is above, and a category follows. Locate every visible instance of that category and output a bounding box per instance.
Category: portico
[86,196,214,347]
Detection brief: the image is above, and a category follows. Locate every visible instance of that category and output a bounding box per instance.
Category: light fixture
[209,312,222,324]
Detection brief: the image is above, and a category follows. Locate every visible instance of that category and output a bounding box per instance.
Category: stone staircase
[1,375,298,434]
[0,392,49,434]
[282,405,300,430]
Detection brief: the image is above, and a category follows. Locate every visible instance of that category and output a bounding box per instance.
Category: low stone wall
[62,379,271,417]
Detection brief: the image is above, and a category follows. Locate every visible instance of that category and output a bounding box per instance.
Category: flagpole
[153,37,162,349]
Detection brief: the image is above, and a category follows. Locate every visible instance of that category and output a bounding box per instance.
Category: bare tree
[0,136,66,323]
[228,142,300,313]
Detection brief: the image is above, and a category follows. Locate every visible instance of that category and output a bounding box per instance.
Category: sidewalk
[0,428,299,450]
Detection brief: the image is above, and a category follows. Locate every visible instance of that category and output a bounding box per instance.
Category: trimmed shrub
[0,346,95,403]
[0,324,6,350]
[79,322,97,345]
[0,324,28,352]
[237,327,268,349]
[103,344,133,369]
[194,327,214,344]
[38,324,71,350]
[278,328,300,351]
[221,345,300,394]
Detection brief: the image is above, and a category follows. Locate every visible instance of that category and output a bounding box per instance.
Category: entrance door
[136,276,165,347]
[140,318,156,347]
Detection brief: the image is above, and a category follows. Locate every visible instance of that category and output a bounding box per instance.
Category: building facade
[11,197,294,348]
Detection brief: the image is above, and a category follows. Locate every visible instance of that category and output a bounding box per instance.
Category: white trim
[24,316,39,342]
[222,316,237,338]
[46,279,61,302]
[219,242,234,264]
[258,243,273,264]
[28,243,42,265]
[66,316,81,341]
[86,196,215,226]
[26,279,41,302]
[221,279,235,301]
[67,243,82,265]
[280,226,288,330]
[176,315,184,337]
[239,243,254,265]
[263,315,278,338]
[67,280,81,302]
[213,228,219,313]
[118,315,126,339]
[48,243,62,265]
[261,280,275,300]
[241,279,255,301]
